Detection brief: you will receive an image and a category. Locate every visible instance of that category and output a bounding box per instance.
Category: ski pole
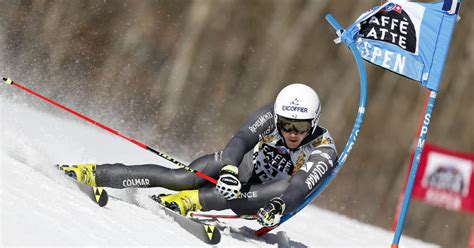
[2,77,217,184]
[190,213,257,220]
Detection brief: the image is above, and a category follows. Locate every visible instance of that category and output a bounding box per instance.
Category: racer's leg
[95,153,221,190]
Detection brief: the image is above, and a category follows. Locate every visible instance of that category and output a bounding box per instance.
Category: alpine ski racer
[60,83,338,228]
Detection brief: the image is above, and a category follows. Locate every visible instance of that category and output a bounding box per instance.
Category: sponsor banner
[340,0,460,91]
[411,143,474,213]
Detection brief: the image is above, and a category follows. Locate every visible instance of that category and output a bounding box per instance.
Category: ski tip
[93,187,109,207]
[203,224,221,244]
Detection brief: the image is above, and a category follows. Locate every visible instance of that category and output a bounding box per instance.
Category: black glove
[257,197,286,227]
[216,164,241,200]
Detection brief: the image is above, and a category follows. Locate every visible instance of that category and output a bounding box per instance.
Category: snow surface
[0,96,437,247]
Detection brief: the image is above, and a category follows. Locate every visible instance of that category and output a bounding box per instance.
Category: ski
[149,195,221,245]
[56,164,108,207]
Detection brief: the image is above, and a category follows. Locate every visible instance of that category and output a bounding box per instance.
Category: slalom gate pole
[391,91,431,231]
[2,77,217,184]
[391,91,437,247]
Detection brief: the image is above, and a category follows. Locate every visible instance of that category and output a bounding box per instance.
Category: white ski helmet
[274,83,321,134]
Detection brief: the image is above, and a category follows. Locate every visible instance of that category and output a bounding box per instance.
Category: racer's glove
[257,197,286,227]
[216,164,241,200]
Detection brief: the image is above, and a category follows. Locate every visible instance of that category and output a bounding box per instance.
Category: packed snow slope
[0,96,436,247]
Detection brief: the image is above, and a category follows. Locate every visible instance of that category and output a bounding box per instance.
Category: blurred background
[0,0,472,246]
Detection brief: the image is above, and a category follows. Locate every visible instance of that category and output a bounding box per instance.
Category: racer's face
[281,129,309,149]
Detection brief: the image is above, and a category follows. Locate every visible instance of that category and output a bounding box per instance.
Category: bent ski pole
[2,77,217,184]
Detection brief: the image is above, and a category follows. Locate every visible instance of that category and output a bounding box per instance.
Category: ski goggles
[277,116,312,134]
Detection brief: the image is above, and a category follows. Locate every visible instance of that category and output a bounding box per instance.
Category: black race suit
[94,104,337,216]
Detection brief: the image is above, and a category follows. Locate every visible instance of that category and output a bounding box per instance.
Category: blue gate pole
[254,14,369,237]
[392,91,437,247]
[281,13,368,224]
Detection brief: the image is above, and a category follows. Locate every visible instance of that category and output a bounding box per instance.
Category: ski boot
[151,190,202,216]
[58,164,97,187]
